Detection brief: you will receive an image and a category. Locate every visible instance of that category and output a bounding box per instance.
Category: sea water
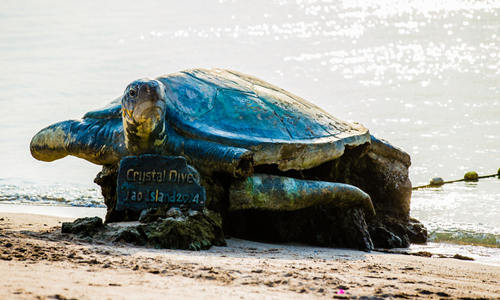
[0,0,498,262]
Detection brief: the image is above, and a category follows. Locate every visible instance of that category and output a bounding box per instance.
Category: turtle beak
[128,80,166,126]
[133,101,164,124]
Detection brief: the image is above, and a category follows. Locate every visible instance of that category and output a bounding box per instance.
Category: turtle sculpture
[30,68,426,250]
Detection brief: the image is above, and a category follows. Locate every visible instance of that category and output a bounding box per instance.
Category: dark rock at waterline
[61,217,104,237]
[370,226,406,249]
[406,217,428,244]
[368,216,428,248]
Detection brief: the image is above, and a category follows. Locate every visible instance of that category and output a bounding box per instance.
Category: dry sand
[0,212,498,300]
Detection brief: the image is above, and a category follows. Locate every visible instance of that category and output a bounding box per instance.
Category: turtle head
[122,79,167,154]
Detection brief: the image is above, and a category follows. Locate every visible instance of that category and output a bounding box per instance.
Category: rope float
[412,168,500,190]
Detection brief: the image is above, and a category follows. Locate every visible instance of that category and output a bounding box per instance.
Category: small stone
[61,217,104,237]
[139,206,185,223]
[165,207,183,218]
[188,209,200,217]
[464,171,479,182]
[429,177,444,186]
[111,227,145,245]
[413,251,432,257]
[139,208,156,222]
[452,254,474,261]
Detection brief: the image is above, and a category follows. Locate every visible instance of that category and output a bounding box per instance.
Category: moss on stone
[138,209,225,250]
[61,217,104,237]
[111,226,145,245]
[61,210,225,251]
[92,139,421,251]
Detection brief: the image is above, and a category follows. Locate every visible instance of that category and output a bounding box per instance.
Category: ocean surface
[0,0,498,261]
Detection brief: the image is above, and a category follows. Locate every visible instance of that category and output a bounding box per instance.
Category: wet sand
[0,212,499,299]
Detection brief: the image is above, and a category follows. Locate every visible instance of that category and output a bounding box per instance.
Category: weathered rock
[95,164,141,223]
[138,208,156,222]
[61,210,225,251]
[110,226,145,245]
[139,206,183,223]
[368,215,427,248]
[253,138,411,217]
[138,209,226,250]
[93,136,426,251]
[227,206,373,251]
[61,217,104,237]
[322,138,425,247]
[406,217,428,244]
[349,137,412,218]
[369,226,405,249]
[242,137,423,249]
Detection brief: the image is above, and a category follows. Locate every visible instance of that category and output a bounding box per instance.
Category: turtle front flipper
[163,124,254,178]
[30,117,126,165]
[83,97,122,119]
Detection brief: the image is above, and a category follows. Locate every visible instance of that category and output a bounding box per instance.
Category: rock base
[228,206,373,251]
[93,136,427,251]
[368,216,427,248]
[61,216,103,236]
[61,208,226,251]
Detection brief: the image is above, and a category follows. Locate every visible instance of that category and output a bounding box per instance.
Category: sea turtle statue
[30,68,426,250]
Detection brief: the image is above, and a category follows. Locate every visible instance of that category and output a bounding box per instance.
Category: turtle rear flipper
[228,174,375,251]
[30,118,126,165]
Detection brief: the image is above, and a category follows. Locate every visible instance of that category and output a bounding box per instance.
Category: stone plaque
[116,155,206,211]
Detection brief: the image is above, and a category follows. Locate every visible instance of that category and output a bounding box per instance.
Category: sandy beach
[0,212,498,299]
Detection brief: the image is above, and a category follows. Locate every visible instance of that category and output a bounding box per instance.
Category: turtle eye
[129,89,137,97]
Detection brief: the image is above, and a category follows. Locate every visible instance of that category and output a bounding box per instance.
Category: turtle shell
[158,69,370,171]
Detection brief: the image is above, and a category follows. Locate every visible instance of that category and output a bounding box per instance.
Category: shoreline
[1,212,499,299]
[1,203,498,265]
[0,203,107,219]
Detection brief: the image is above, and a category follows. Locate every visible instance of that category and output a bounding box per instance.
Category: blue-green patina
[30,68,375,215]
